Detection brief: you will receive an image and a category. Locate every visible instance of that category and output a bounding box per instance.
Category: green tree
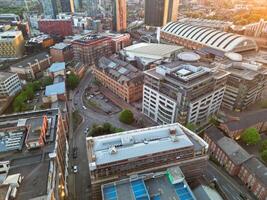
[185,123,197,132]
[119,109,134,124]
[261,150,267,163]
[241,128,260,145]
[66,72,79,90]
[42,76,53,87]
[260,140,267,152]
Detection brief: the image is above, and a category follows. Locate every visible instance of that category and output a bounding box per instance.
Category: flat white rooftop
[87,123,208,168]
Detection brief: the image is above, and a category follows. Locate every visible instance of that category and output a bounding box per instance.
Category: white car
[82,106,87,110]
[73,165,78,173]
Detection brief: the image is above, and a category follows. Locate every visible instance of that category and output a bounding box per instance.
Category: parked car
[73,147,78,159]
[83,106,87,110]
[73,165,78,173]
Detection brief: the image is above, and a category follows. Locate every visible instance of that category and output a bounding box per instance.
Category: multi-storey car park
[142,57,229,126]
[86,123,208,199]
[161,22,258,53]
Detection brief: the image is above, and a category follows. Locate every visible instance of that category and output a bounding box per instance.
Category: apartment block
[10,52,52,80]
[93,56,143,103]
[71,35,112,65]
[0,31,25,58]
[87,123,209,199]
[50,43,73,63]
[142,60,229,125]
[220,62,267,111]
[204,126,267,200]
[0,109,69,200]
[38,19,73,37]
[0,72,21,97]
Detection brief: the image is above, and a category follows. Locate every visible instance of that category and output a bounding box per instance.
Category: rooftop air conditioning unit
[109,146,117,154]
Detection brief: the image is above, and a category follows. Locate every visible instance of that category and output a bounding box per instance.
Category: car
[239,194,248,200]
[73,147,78,159]
[82,105,87,110]
[73,165,78,173]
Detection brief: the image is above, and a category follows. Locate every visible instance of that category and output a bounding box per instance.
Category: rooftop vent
[169,128,176,135]
[109,146,117,154]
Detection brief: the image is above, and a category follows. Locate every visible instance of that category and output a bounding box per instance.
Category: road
[68,70,136,200]
[205,162,257,200]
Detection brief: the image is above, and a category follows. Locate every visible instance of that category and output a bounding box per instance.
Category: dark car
[73,147,78,159]
[239,193,248,200]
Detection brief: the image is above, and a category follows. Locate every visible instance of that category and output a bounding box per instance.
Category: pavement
[205,161,257,200]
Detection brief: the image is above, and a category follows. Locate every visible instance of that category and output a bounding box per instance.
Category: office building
[38,19,73,37]
[0,109,69,200]
[0,31,25,59]
[113,0,127,32]
[106,33,131,53]
[93,56,143,103]
[0,72,21,97]
[26,34,55,54]
[10,52,52,80]
[219,61,267,111]
[145,0,179,27]
[87,123,208,199]
[50,43,73,62]
[60,0,72,12]
[41,0,58,19]
[204,126,267,200]
[102,166,197,200]
[142,57,229,125]
[161,22,258,53]
[71,35,112,65]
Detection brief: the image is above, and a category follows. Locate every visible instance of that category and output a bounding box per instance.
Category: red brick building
[50,42,73,63]
[107,33,131,53]
[38,19,73,37]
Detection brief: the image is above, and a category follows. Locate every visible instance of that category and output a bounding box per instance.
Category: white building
[142,57,229,125]
[0,72,21,97]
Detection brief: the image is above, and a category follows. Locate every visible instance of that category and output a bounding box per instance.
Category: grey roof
[11,52,50,68]
[224,109,267,131]
[205,126,224,142]
[193,185,223,200]
[242,157,267,186]
[50,42,70,50]
[217,137,251,165]
[89,123,208,167]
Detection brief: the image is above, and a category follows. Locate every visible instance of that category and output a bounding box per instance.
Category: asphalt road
[205,162,257,200]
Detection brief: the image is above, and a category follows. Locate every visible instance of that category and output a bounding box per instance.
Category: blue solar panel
[131,179,150,200]
[103,185,117,200]
[174,182,194,200]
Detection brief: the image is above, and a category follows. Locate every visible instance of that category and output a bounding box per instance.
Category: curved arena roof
[161,22,257,52]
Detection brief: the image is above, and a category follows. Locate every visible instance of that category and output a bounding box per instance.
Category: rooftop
[242,157,267,186]
[28,34,51,44]
[97,56,143,84]
[45,82,65,96]
[102,166,196,200]
[48,62,66,73]
[10,52,50,68]
[217,137,251,165]
[72,34,111,45]
[204,126,224,142]
[0,72,16,82]
[50,42,71,50]
[193,185,223,200]
[0,31,22,39]
[87,123,208,168]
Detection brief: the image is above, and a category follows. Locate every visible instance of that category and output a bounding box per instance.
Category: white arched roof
[161,22,257,52]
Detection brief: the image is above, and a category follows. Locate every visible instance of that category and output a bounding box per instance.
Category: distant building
[71,35,112,65]
[145,0,179,26]
[38,19,73,37]
[161,22,258,53]
[0,109,69,200]
[26,34,55,54]
[93,56,143,103]
[59,0,72,12]
[0,72,21,97]
[219,109,267,140]
[41,0,58,19]
[87,123,208,199]
[0,31,25,59]
[10,52,52,80]
[220,61,267,111]
[106,33,131,53]
[50,42,73,62]
[102,166,197,200]
[113,0,127,32]
[0,13,20,24]
[142,59,229,125]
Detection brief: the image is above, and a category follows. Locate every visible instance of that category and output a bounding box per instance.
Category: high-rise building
[0,31,25,59]
[142,55,229,125]
[41,0,58,19]
[59,0,73,12]
[145,0,179,27]
[87,123,208,199]
[113,0,127,32]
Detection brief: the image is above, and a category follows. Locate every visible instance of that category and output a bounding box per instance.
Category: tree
[66,72,79,90]
[185,123,197,132]
[119,109,134,124]
[241,128,260,145]
[42,76,53,87]
[261,150,267,163]
[260,140,267,152]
